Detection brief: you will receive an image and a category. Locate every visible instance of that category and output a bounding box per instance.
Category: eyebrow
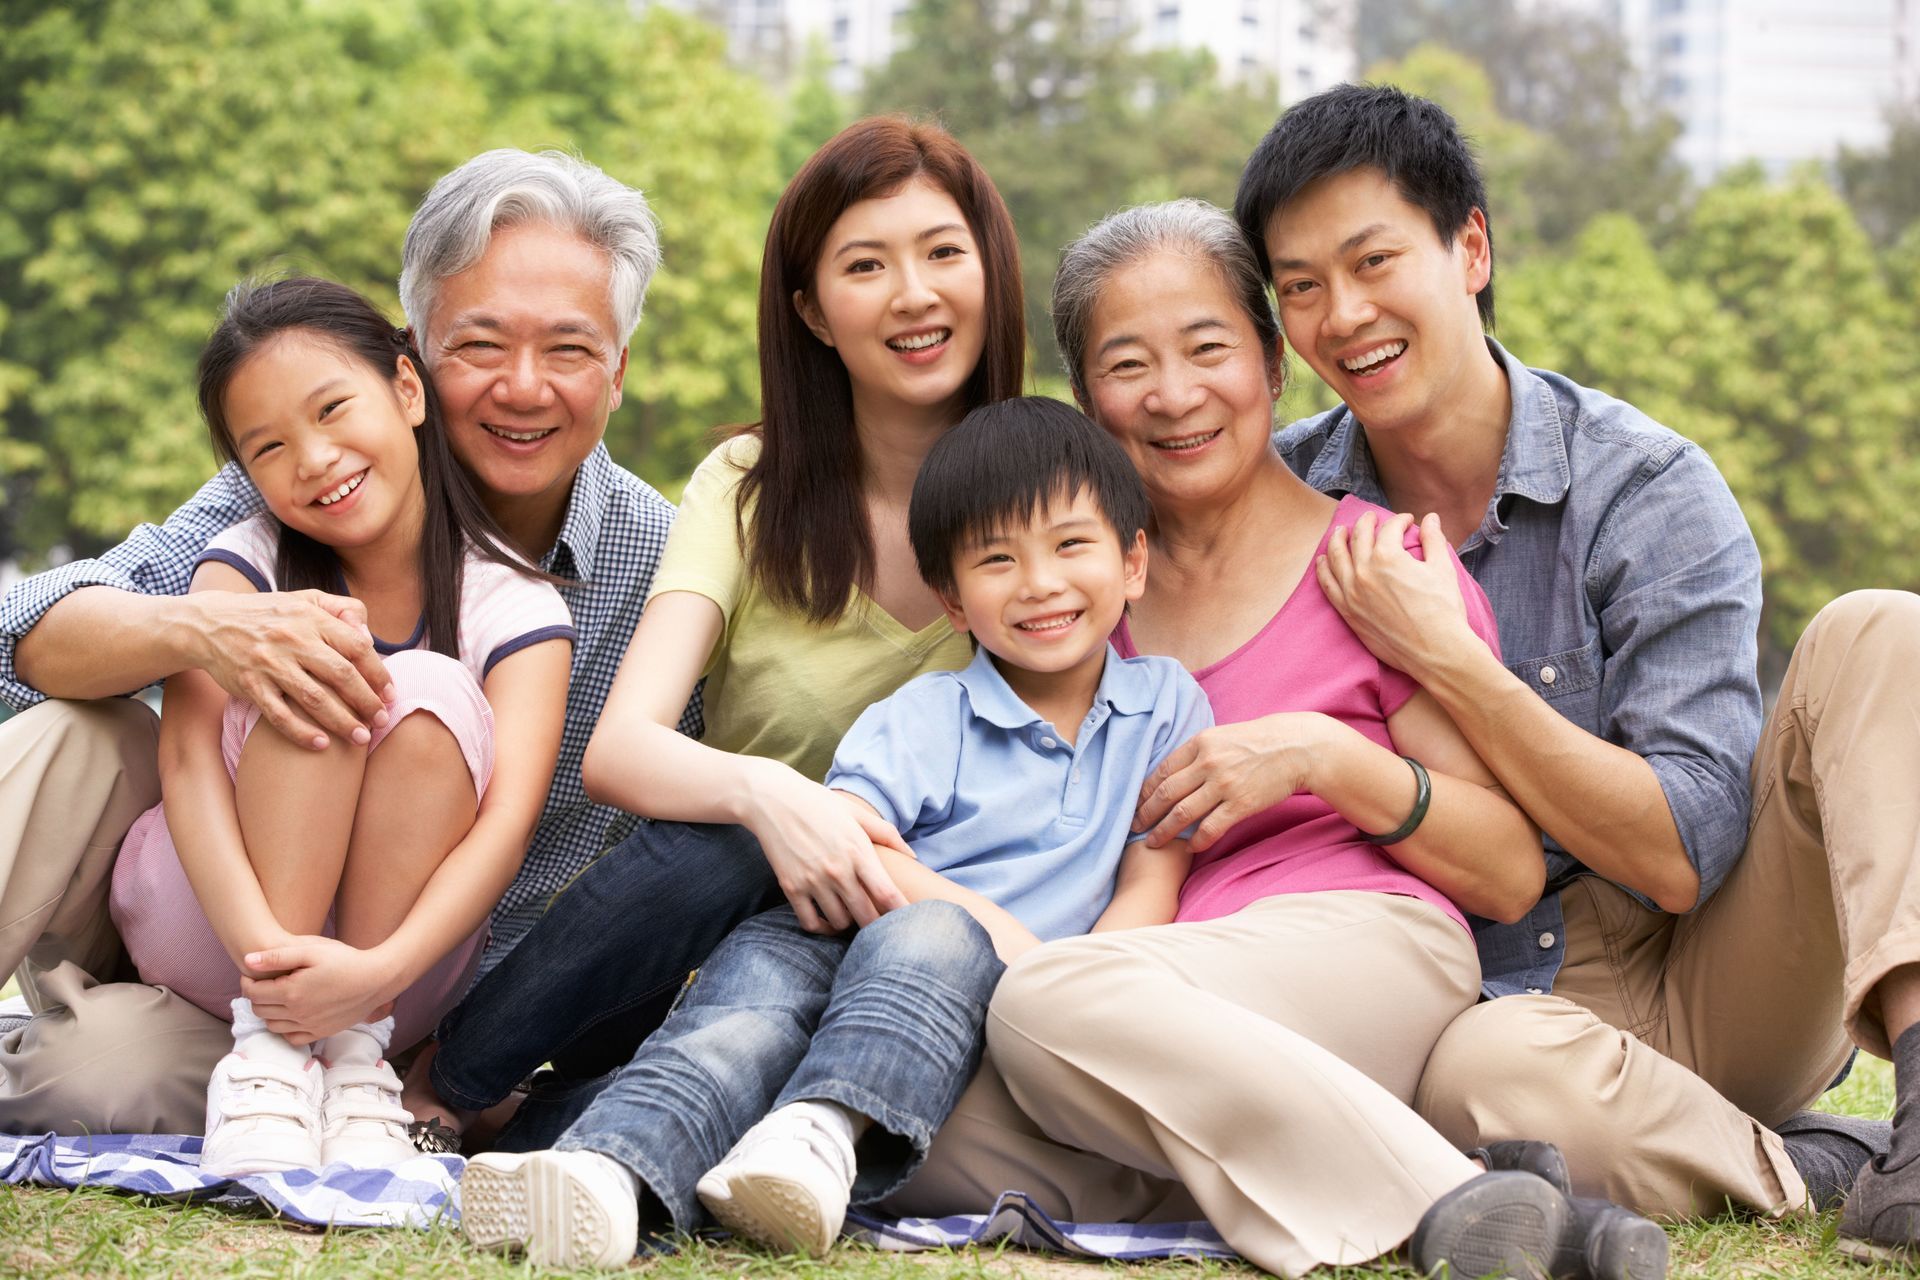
[1270,223,1394,272]
[441,313,607,340]
[1094,316,1230,359]
[233,377,349,450]
[831,222,970,260]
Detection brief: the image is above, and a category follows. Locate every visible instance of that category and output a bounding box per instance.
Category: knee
[1416,996,1616,1148]
[850,901,1003,1002]
[382,648,482,706]
[7,697,159,783]
[1802,589,1920,658]
[989,933,1132,1042]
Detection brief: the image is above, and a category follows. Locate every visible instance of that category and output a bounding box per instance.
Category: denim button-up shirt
[1277,338,1763,996]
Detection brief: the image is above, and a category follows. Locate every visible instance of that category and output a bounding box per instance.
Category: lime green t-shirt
[649,436,972,783]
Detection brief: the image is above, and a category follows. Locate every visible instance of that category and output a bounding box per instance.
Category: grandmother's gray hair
[398,148,661,350]
[1051,198,1281,404]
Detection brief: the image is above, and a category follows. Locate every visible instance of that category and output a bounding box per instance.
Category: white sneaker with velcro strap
[200,1051,325,1176]
[319,1058,420,1168]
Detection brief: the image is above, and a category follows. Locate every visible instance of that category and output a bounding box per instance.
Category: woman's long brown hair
[739,116,1025,623]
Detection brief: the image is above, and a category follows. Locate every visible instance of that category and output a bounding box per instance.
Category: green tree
[0,0,778,560]
[1838,101,1920,246]
[862,0,1276,376]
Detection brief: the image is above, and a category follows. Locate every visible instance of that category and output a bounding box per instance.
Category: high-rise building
[649,0,1356,99]
[1618,0,1920,179]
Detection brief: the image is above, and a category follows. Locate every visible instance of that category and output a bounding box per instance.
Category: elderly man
[0,149,698,1135]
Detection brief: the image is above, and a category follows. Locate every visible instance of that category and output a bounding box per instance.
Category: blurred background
[4,0,1918,682]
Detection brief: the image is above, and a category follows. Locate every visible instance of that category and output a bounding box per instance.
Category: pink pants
[108,649,494,1049]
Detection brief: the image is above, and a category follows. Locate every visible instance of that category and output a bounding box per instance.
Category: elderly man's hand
[187,590,395,750]
[1316,511,1474,682]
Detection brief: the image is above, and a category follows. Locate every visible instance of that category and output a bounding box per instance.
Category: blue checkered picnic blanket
[0,1131,1234,1259]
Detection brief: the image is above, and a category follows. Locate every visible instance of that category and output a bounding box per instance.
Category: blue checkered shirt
[0,444,700,967]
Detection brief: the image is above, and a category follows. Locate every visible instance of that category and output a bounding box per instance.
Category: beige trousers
[1417,589,1920,1219]
[0,699,229,1134]
[885,891,1483,1278]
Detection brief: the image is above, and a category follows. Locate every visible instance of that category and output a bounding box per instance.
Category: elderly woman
[880,201,1668,1280]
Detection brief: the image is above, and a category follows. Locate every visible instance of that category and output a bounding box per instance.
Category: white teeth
[1341,340,1406,372]
[887,329,950,352]
[316,473,363,505]
[485,424,556,443]
[1016,613,1079,633]
[1153,430,1220,450]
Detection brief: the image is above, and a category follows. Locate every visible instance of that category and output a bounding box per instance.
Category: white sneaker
[463,1149,639,1268]
[319,1059,419,1168]
[695,1107,857,1256]
[201,1051,324,1176]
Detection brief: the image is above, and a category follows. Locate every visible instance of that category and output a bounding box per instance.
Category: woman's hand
[1316,511,1475,681]
[240,936,403,1045]
[1134,713,1338,851]
[744,764,911,933]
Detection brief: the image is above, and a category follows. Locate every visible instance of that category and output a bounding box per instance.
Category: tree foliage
[0,0,778,560]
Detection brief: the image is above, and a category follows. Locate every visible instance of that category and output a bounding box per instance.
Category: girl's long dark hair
[741,116,1026,623]
[197,277,553,659]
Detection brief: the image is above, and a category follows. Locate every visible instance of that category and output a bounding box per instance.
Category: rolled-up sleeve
[0,465,263,709]
[1590,444,1762,903]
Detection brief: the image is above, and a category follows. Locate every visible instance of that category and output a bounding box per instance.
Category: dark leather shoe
[1411,1172,1668,1280]
[1559,1196,1669,1280]
[1470,1140,1573,1196]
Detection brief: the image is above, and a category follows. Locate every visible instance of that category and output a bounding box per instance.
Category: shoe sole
[461,1153,629,1268]
[1579,1214,1670,1280]
[1413,1173,1569,1280]
[702,1170,837,1257]
[200,1152,320,1177]
[1836,1233,1916,1267]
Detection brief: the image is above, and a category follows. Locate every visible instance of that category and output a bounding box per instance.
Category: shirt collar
[953,640,1156,731]
[1297,336,1571,515]
[544,444,614,579]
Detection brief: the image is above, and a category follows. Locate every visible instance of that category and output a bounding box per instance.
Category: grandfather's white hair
[1051,198,1280,404]
[398,148,661,347]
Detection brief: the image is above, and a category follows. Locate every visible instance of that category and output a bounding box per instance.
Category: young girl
[107,278,573,1176]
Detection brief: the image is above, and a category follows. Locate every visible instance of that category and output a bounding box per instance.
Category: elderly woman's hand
[1316,511,1475,682]
[1134,713,1338,851]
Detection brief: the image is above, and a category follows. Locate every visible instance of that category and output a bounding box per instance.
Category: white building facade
[1618,0,1920,178]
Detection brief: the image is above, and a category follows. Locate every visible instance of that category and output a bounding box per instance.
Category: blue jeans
[553,900,1004,1234]
[429,819,780,1145]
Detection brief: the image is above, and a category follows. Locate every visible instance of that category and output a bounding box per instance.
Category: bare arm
[1319,511,1701,912]
[580,590,908,933]
[1092,839,1193,933]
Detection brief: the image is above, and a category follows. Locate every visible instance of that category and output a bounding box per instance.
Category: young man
[1238,83,1918,1257]
[0,149,808,1138]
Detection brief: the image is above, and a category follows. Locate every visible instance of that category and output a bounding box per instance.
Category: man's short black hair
[1234,83,1495,328]
[910,396,1151,597]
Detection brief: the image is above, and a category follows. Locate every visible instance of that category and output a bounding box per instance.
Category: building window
[1660,32,1685,55]
[1661,73,1687,99]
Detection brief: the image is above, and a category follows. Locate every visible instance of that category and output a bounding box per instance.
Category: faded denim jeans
[553,900,1005,1234]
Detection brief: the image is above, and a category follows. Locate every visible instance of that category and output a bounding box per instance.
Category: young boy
[459,397,1212,1267]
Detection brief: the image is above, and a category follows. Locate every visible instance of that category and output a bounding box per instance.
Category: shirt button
[1071,769,1082,783]
[1540,665,1557,685]
[1526,987,1544,995]
[1041,736,1057,749]
[1538,931,1556,948]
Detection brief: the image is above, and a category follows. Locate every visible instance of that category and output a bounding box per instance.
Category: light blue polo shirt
[826,642,1212,941]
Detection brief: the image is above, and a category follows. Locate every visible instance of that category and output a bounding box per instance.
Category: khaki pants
[0,700,229,1134]
[1417,589,1920,1219]
[885,891,1483,1278]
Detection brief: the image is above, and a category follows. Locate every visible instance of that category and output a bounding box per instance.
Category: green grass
[0,1055,1909,1279]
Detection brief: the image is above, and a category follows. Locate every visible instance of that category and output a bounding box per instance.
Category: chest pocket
[1505,638,1604,733]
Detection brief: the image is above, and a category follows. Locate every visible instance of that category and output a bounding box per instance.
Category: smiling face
[1263,166,1491,437]
[422,222,627,538]
[941,488,1147,693]
[796,177,988,429]
[224,332,427,554]
[1080,250,1281,514]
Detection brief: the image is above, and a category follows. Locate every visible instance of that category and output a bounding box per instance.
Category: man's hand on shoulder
[1317,511,1476,681]
[186,589,395,750]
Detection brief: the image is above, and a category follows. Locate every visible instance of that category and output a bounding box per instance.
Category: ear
[393,354,428,428]
[1268,336,1287,401]
[1456,208,1493,299]
[794,289,834,347]
[608,344,630,413]
[937,583,972,635]
[1121,529,1149,602]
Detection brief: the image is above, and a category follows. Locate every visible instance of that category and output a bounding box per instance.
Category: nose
[1018,558,1067,601]
[891,260,937,316]
[1143,363,1205,419]
[1324,277,1377,338]
[294,432,342,481]
[492,346,554,410]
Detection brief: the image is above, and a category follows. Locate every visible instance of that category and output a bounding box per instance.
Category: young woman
[406,116,1026,1214]
[107,278,572,1175]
